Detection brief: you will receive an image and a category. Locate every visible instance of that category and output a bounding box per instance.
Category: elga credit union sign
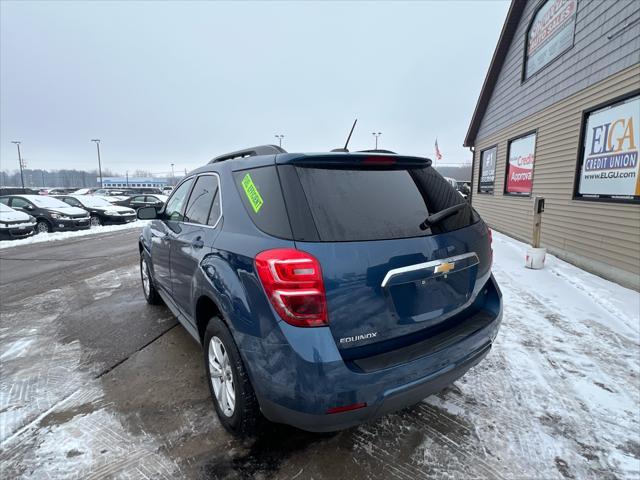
[526,0,577,78]
[578,96,640,200]
[506,133,536,195]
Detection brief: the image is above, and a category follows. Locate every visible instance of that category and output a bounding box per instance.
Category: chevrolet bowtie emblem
[435,262,455,274]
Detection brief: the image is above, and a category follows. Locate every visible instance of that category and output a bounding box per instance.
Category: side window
[164,178,195,221]
[233,166,292,238]
[11,198,31,209]
[0,198,9,206]
[184,175,219,225]
[64,198,81,207]
[208,191,221,226]
[132,196,146,202]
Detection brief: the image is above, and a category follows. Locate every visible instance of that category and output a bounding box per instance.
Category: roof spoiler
[209,145,287,163]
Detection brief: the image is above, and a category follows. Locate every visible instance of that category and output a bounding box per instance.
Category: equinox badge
[340,332,378,344]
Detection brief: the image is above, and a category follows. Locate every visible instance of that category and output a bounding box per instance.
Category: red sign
[506,134,536,195]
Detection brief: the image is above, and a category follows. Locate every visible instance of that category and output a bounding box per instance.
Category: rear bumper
[245,274,503,432]
[260,343,491,432]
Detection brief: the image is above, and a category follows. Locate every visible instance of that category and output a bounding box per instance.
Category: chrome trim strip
[380,252,479,288]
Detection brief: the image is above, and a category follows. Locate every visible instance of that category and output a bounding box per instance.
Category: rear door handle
[192,237,204,249]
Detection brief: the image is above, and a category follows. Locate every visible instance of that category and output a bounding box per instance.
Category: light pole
[11,141,25,189]
[274,134,284,148]
[372,132,382,150]
[126,170,129,187]
[91,139,103,187]
[171,163,175,185]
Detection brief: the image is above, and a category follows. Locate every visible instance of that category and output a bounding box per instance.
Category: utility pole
[91,139,103,187]
[372,132,382,150]
[126,170,129,187]
[11,141,25,189]
[171,163,175,185]
[274,134,284,148]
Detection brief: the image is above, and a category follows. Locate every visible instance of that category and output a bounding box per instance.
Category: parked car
[0,195,90,233]
[41,188,77,196]
[72,188,98,195]
[162,186,174,194]
[0,203,36,240]
[93,188,127,196]
[137,146,502,435]
[0,187,39,196]
[56,195,136,227]
[119,187,165,195]
[115,194,168,210]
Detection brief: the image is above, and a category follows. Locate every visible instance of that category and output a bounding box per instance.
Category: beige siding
[476,0,640,140]
[472,64,640,290]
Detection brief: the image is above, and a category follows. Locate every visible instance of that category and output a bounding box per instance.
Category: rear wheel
[204,317,260,436]
[35,220,51,234]
[140,254,161,304]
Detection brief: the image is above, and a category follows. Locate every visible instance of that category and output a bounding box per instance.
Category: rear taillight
[255,248,328,327]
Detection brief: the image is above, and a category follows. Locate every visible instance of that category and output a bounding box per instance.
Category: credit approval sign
[578,96,639,200]
[506,133,536,195]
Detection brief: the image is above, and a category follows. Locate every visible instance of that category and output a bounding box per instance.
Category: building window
[524,0,577,80]
[575,94,639,203]
[505,132,537,196]
[478,146,497,194]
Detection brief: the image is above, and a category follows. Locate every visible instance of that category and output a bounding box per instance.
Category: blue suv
[137,145,502,435]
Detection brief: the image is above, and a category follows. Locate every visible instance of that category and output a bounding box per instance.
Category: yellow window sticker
[241,173,264,213]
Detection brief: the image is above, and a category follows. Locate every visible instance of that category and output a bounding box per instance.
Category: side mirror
[137,206,158,220]
[26,205,35,210]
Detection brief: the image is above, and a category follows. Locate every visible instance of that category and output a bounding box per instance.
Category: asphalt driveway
[0,229,638,479]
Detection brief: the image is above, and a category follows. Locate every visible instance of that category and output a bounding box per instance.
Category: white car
[0,203,36,240]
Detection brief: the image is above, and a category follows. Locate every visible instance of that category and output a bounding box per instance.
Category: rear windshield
[295,166,476,241]
[234,164,477,242]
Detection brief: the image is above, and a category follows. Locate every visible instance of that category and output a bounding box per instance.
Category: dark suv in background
[138,145,502,435]
[0,195,90,233]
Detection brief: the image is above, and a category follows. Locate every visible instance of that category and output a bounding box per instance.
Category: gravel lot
[0,228,638,479]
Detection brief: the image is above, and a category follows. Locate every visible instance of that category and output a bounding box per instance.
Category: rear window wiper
[419,203,467,230]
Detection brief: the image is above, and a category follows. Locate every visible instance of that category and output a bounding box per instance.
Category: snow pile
[0,220,148,249]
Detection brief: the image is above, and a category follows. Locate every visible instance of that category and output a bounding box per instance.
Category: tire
[204,317,260,436]
[140,254,162,305]
[35,220,51,234]
[90,216,102,227]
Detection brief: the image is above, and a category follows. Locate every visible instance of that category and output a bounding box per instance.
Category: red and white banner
[506,133,536,195]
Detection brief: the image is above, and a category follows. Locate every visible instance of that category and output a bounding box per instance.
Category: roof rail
[209,145,287,163]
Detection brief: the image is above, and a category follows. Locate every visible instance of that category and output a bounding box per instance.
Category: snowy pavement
[0,220,148,249]
[0,229,638,479]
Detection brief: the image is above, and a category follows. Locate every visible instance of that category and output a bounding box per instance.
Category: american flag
[435,138,442,160]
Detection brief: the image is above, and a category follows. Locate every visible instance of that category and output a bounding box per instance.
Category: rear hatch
[276,154,491,351]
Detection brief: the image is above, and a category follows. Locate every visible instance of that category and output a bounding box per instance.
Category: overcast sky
[0,1,509,175]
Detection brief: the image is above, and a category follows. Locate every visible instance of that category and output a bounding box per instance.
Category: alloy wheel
[208,336,235,417]
[141,258,150,297]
